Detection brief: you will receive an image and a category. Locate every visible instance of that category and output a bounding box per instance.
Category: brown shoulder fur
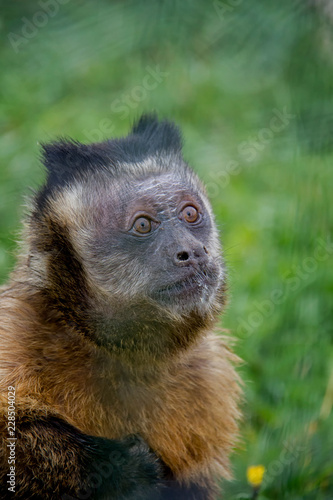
[0,280,241,494]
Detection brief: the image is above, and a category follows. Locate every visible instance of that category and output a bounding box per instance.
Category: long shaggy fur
[0,114,242,500]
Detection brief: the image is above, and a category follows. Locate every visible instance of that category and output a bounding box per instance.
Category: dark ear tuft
[131,113,182,155]
[131,113,160,134]
[41,140,107,188]
[42,140,81,177]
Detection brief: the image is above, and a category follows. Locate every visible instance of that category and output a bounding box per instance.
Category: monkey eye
[181,205,200,224]
[133,217,152,234]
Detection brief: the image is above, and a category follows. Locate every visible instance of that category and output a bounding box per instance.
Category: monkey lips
[150,265,221,307]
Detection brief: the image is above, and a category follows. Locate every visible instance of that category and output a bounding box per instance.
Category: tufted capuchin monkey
[0,114,241,500]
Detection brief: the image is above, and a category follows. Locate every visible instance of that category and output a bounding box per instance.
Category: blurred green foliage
[0,1,332,498]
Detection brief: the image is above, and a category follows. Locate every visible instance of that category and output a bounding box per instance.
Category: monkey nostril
[203,246,209,255]
[177,251,190,261]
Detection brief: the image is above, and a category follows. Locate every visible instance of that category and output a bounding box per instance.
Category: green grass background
[0,1,332,498]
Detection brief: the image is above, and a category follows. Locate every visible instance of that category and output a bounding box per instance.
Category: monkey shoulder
[142,334,241,482]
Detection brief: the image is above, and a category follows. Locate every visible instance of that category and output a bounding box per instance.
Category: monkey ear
[131,113,183,155]
[41,140,106,187]
[131,113,160,134]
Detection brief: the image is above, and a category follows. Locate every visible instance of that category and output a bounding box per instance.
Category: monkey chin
[150,270,224,317]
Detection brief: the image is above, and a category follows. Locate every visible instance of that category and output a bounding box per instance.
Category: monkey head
[27,115,226,358]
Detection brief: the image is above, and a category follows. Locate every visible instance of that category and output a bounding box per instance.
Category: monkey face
[33,116,226,351]
[78,171,225,318]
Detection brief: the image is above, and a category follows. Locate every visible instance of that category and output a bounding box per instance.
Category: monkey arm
[0,411,161,500]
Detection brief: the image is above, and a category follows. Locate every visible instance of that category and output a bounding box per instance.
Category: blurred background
[0,1,332,498]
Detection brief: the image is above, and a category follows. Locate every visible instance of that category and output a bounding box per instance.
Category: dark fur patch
[91,305,210,358]
[32,217,94,340]
[0,412,160,500]
[130,113,182,156]
[148,481,212,500]
[37,114,183,212]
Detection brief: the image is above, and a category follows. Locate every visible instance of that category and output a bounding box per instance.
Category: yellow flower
[247,465,266,487]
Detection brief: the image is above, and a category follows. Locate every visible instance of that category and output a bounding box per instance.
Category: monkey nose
[174,246,209,266]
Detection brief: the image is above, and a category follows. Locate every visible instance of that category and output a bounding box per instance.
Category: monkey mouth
[151,269,218,302]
